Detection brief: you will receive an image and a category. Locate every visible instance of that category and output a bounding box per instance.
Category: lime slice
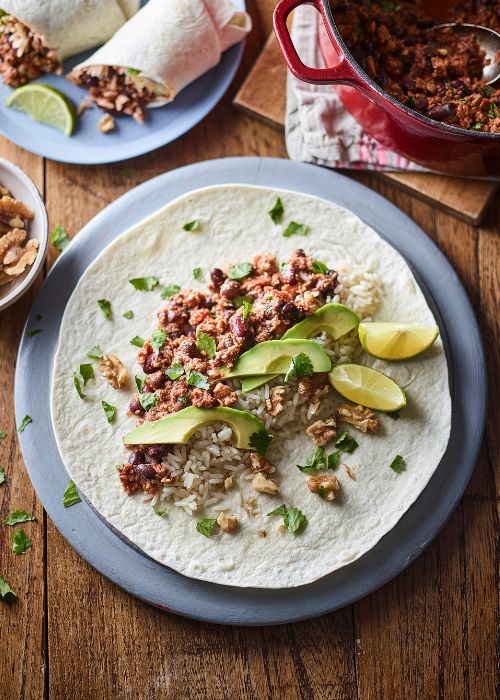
[5,84,76,136]
[329,363,406,411]
[358,322,439,361]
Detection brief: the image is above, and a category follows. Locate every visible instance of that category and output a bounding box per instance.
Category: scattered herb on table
[327,451,340,470]
[283,221,309,238]
[50,224,70,251]
[17,415,32,433]
[284,352,313,383]
[0,576,16,601]
[130,336,145,348]
[192,267,204,282]
[87,345,103,360]
[12,529,32,555]
[297,447,326,474]
[139,391,158,411]
[196,332,216,358]
[268,196,284,224]
[78,363,94,386]
[150,328,167,354]
[165,363,184,381]
[73,375,85,399]
[228,262,253,280]
[389,454,406,474]
[196,518,218,537]
[186,369,210,390]
[4,509,36,526]
[123,310,134,319]
[102,401,116,424]
[135,375,146,392]
[267,504,307,534]
[153,505,167,517]
[249,430,273,457]
[161,284,181,299]
[97,299,112,319]
[129,276,159,292]
[335,431,359,453]
[183,220,200,232]
[0,468,5,485]
[63,480,81,508]
[27,328,43,337]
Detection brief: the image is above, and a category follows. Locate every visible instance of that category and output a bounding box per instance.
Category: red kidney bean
[148,371,165,390]
[281,302,299,321]
[281,266,297,285]
[129,399,144,415]
[142,384,155,394]
[129,451,145,466]
[229,314,246,337]
[147,445,168,462]
[220,279,240,299]
[135,463,157,480]
[210,268,226,288]
[167,309,182,324]
[179,339,198,358]
[428,103,457,121]
[143,353,157,374]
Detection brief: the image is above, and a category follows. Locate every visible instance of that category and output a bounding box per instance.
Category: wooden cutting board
[234,34,498,225]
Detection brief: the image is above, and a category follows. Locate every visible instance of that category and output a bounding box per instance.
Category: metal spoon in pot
[429,23,500,85]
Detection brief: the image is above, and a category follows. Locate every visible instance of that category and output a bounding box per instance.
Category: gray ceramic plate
[15,158,486,625]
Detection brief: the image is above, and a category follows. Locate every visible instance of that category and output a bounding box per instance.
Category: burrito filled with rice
[68,0,252,122]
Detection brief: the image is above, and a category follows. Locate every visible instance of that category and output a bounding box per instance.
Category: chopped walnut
[0,185,9,197]
[307,475,341,501]
[243,497,259,517]
[306,415,337,446]
[217,512,238,533]
[298,373,329,414]
[344,465,356,481]
[98,114,116,133]
[224,475,234,491]
[4,238,38,275]
[265,386,286,416]
[337,403,380,433]
[0,228,26,263]
[99,354,129,389]
[249,452,275,474]
[256,529,267,538]
[77,98,93,116]
[251,472,279,495]
[0,195,33,228]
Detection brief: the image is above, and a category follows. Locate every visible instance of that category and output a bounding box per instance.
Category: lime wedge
[358,322,439,361]
[329,363,406,411]
[5,84,76,136]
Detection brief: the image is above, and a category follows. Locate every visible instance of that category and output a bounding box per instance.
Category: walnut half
[337,403,379,433]
[249,452,275,473]
[265,386,285,416]
[306,415,337,446]
[307,475,340,501]
[217,512,238,533]
[99,354,129,389]
[251,472,279,495]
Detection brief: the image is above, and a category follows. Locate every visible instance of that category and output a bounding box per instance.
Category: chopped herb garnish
[283,221,309,238]
[249,429,273,457]
[335,431,359,453]
[123,310,134,319]
[4,509,35,526]
[389,454,406,474]
[129,276,159,291]
[12,529,32,555]
[387,410,400,420]
[327,450,340,470]
[63,480,81,508]
[0,468,4,485]
[471,122,483,131]
[196,518,218,537]
[196,332,216,358]
[487,103,497,119]
[97,299,112,319]
[318,485,327,499]
[297,447,326,474]
[178,395,190,408]
[161,284,181,299]
[150,328,167,354]
[0,576,17,601]
[267,504,307,534]
[130,336,145,348]
[165,362,184,380]
[153,505,167,517]
[0,431,5,439]
[284,352,314,383]
[87,345,103,360]
[192,267,204,282]
[183,220,200,232]
[102,401,116,424]
[79,364,94,386]
[135,375,146,392]
[139,391,157,411]
[126,67,141,76]
[186,369,210,390]
[241,299,252,322]
[17,415,32,432]
[268,196,284,224]
[27,328,43,337]
[234,294,253,309]
[50,224,70,251]
[311,260,329,274]
[228,262,253,280]
[73,375,85,399]
[482,86,495,98]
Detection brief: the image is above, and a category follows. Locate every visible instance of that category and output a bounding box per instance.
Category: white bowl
[0,157,48,312]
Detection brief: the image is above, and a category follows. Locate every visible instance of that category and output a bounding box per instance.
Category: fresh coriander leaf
[63,480,81,508]
[50,224,70,251]
[139,391,157,411]
[4,509,35,526]
[387,410,400,420]
[186,369,210,390]
[471,122,483,131]
[135,375,146,392]
[268,196,284,224]
[312,260,329,274]
[283,221,309,238]
[196,518,218,537]
[73,375,85,399]
[335,431,359,453]
[97,299,112,319]
[0,576,16,601]
[192,267,204,282]
[389,454,406,474]
[327,450,340,470]
[153,504,167,517]
[183,220,200,232]
[102,401,116,424]
[27,328,43,337]
[0,9,8,18]
[129,276,159,292]
[126,68,140,76]
[79,364,94,386]
[234,295,253,309]
[150,328,167,354]
[285,506,307,533]
[161,284,181,299]
[482,86,495,97]
[284,352,314,383]
[0,431,5,439]
[196,332,216,358]
[319,485,327,499]
[123,310,134,319]
[87,345,103,360]
[12,529,32,555]
[249,430,273,457]
[17,415,32,432]
[241,299,252,322]
[0,468,5,485]
[130,336,145,348]
[267,504,288,518]
[297,447,326,474]
[228,262,253,280]
[165,362,184,381]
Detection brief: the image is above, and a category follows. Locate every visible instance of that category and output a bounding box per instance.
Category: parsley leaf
[312,260,329,274]
[135,375,146,392]
[0,468,4,486]
[4,509,36,526]
[63,480,81,508]
[249,430,273,457]
[228,262,253,280]
[129,276,159,292]
[267,504,307,533]
[327,450,340,470]
[183,220,200,232]
[196,332,216,358]
[196,518,218,537]
[102,401,116,424]
[97,299,112,319]
[161,284,181,299]
[130,336,145,348]
[165,362,184,380]
[79,364,94,386]
[17,415,32,432]
[0,576,17,601]
[389,455,406,474]
[268,196,284,224]
[0,431,5,439]
[150,329,167,354]
[192,267,204,282]
[297,447,326,474]
[284,352,314,383]
[123,310,134,319]
[267,504,288,517]
[335,431,359,453]
[50,224,70,251]
[153,505,167,517]
[87,345,103,360]
[27,328,43,337]
[139,392,157,411]
[186,369,210,390]
[283,221,309,238]
[73,375,85,399]
[12,529,32,555]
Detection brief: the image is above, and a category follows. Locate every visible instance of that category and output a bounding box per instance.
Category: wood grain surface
[0,2,498,698]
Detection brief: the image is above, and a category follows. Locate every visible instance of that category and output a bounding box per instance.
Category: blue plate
[0,0,246,164]
[15,158,486,625]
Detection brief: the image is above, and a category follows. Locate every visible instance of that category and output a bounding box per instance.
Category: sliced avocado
[225,339,331,379]
[123,406,266,448]
[241,304,359,392]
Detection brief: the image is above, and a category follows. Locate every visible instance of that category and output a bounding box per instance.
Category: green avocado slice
[225,339,331,380]
[123,406,266,449]
[241,304,359,393]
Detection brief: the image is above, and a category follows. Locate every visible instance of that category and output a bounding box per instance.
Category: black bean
[129,399,144,416]
[281,302,299,321]
[143,353,157,374]
[128,450,145,466]
[135,463,157,480]
[210,268,226,288]
[220,279,240,299]
[229,314,247,337]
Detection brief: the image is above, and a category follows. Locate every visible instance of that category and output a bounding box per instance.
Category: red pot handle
[273,0,361,85]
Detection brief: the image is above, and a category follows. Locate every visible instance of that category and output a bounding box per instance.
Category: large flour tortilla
[51,185,451,588]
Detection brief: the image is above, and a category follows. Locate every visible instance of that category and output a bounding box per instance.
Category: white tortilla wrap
[51,185,451,589]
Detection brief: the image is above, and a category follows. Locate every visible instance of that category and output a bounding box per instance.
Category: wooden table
[0,2,497,698]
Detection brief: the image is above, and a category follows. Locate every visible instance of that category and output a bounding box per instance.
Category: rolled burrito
[0,0,140,87]
[68,0,252,123]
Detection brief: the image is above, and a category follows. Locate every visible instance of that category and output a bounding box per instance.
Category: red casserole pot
[273,0,500,177]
